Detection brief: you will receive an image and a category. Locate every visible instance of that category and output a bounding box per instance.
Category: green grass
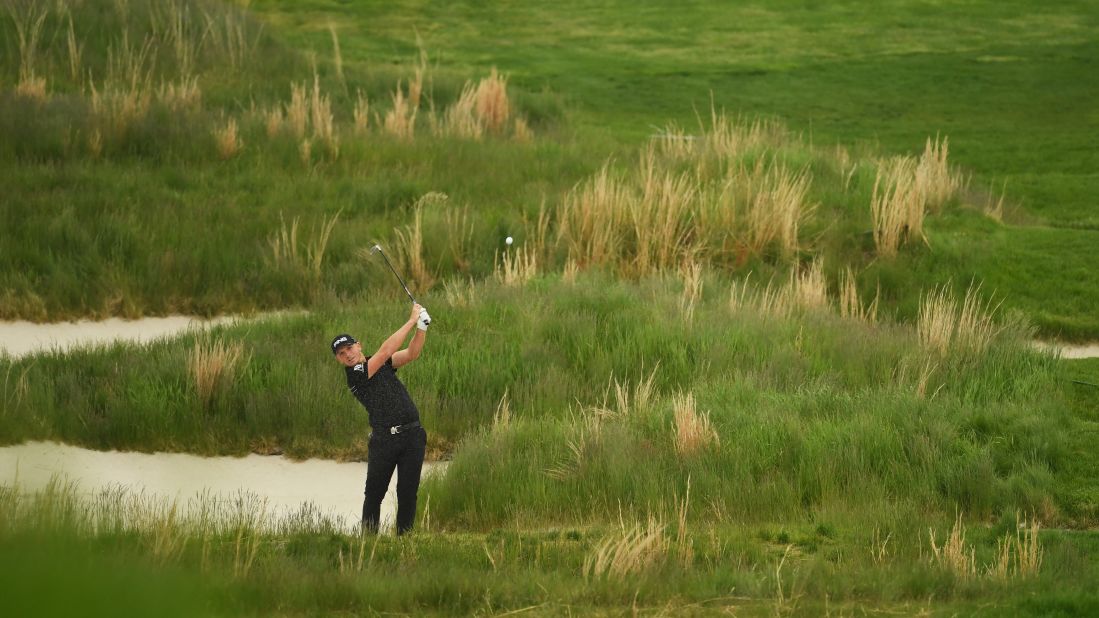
[1,0,1098,338]
[3,275,1091,523]
[3,481,1099,616]
[251,0,1099,336]
[3,1,1099,614]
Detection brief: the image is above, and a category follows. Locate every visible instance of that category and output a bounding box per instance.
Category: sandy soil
[1033,341,1099,359]
[1059,344,1099,359]
[0,316,239,359]
[1,441,446,533]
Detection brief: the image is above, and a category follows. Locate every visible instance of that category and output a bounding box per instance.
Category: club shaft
[375,247,417,303]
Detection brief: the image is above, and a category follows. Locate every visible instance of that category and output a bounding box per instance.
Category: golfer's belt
[387,420,421,435]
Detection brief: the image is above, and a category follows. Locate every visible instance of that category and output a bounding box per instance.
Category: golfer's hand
[417,308,432,331]
[409,303,423,324]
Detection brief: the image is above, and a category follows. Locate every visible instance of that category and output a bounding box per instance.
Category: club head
[368,244,382,255]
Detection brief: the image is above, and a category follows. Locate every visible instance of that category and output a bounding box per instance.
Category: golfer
[331,302,431,535]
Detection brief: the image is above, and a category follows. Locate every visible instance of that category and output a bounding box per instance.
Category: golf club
[368,244,417,304]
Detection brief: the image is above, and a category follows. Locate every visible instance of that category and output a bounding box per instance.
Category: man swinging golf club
[331,299,431,535]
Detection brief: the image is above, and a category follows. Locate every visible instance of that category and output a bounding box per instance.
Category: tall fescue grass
[728,260,829,318]
[188,337,247,410]
[583,517,668,580]
[0,0,532,169]
[871,136,964,257]
[918,282,1002,356]
[839,267,879,322]
[391,192,449,293]
[0,0,978,327]
[213,116,241,159]
[268,210,342,277]
[494,245,540,286]
[2,479,1083,616]
[671,392,718,455]
[677,260,703,320]
[383,81,418,139]
[0,275,1057,477]
[555,114,822,277]
[930,514,1044,581]
[929,514,977,579]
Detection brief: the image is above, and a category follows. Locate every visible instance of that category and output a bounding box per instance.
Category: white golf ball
[505,236,513,245]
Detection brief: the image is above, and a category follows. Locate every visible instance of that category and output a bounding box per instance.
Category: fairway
[2,0,1098,615]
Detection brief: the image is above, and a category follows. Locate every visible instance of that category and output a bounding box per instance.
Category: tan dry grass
[353,90,371,135]
[383,82,418,140]
[653,124,697,160]
[201,6,257,71]
[632,148,699,276]
[916,136,962,212]
[672,392,719,455]
[562,257,579,284]
[157,76,202,112]
[442,277,478,308]
[441,201,474,273]
[704,109,783,161]
[787,258,828,312]
[870,157,924,258]
[917,286,956,355]
[287,83,308,139]
[328,23,345,91]
[64,11,83,81]
[214,117,242,159]
[727,261,832,320]
[838,267,879,322]
[474,68,509,133]
[513,117,533,142]
[678,261,704,321]
[583,518,668,581]
[6,0,47,93]
[494,245,539,287]
[745,163,814,257]
[918,282,1001,356]
[263,106,284,138]
[441,82,483,139]
[556,164,631,270]
[955,283,1003,354]
[188,338,247,409]
[309,73,338,155]
[15,74,47,101]
[393,194,444,292]
[492,388,512,429]
[86,129,103,158]
[929,514,976,580]
[1015,519,1044,578]
[268,210,341,276]
[298,139,312,167]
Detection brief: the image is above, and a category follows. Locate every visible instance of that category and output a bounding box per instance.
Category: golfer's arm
[392,329,425,368]
[367,319,416,377]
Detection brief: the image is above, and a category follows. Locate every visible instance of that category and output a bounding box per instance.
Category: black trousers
[362,426,427,535]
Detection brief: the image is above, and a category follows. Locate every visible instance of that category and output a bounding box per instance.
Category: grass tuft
[583,517,668,580]
[918,282,1002,356]
[929,513,976,580]
[188,337,248,410]
[671,392,718,456]
[214,117,242,159]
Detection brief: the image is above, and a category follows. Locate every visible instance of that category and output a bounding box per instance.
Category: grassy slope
[256,0,1099,338]
[3,2,1099,614]
[3,483,1099,616]
[1,0,1097,336]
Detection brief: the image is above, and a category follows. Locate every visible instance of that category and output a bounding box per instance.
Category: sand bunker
[1,441,446,533]
[0,316,239,359]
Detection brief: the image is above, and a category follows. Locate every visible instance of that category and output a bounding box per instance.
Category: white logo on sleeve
[354,363,365,372]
